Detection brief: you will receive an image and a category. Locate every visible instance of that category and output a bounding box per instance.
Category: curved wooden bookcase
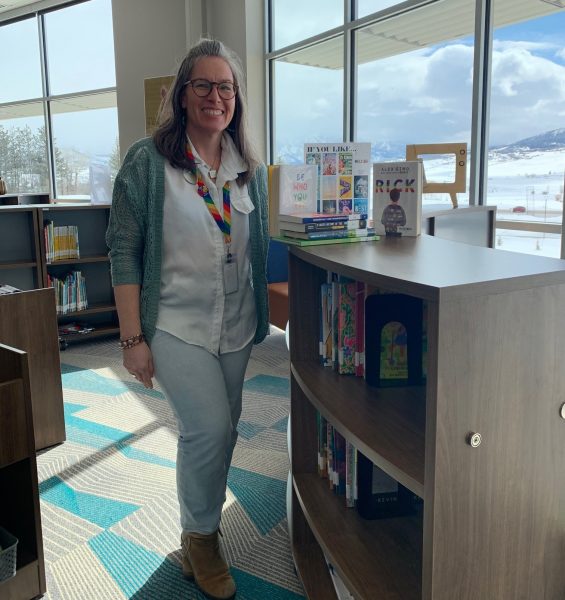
[288,236,565,600]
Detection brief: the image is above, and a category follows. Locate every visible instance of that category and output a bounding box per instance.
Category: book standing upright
[372,160,423,237]
[304,142,371,214]
[268,164,318,237]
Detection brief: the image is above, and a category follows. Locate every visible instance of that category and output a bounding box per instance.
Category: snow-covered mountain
[277,129,565,165]
[492,128,565,154]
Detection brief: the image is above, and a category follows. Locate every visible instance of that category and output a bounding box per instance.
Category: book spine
[281,212,368,224]
[337,282,356,375]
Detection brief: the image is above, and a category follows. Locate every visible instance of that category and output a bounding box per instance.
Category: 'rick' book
[372,160,423,237]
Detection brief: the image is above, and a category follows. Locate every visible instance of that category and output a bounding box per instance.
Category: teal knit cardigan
[106,137,270,345]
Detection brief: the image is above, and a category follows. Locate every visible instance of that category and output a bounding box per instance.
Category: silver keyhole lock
[467,432,482,448]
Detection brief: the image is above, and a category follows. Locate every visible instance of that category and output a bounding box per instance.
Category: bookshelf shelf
[294,474,422,600]
[46,255,110,266]
[60,302,117,317]
[288,235,565,599]
[292,360,425,495]
[0,260,39,270]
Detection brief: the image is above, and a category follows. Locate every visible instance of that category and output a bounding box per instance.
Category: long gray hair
[153,38,260,185]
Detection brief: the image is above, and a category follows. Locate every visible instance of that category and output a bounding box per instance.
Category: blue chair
[267,239,289,330]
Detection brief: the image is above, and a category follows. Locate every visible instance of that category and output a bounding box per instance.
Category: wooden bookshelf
[0,206,42,291]
[288,235,565,599]
[0,343,46,599]
[0,288,65,451]
[0,203,119,344]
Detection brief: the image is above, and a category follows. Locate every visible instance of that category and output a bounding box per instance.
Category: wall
[111,0,187,157]
[206,0,266,161]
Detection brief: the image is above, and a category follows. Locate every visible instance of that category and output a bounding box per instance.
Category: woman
[106,38,269,600]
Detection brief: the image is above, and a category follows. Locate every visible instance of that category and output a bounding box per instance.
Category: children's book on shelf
[320,281,333,367]
[356,451,416,520]
[364,293,424,387]
[324,555,355,600]
[44,220,81,262]
[268,163,318,236]
[304,142,371,214]
[372,160,423,237]
[337,280,357,375]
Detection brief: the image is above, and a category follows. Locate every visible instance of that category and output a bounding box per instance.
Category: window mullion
[38,13,57,198]
[469,0,494,206]
[343,0,352,141]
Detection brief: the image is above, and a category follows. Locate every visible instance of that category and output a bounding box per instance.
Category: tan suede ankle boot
[180,531,236,600]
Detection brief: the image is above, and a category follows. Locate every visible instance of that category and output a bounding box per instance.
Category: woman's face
[182,56,236,140]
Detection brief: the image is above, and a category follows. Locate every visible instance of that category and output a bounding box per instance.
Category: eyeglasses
[185,79,238,100]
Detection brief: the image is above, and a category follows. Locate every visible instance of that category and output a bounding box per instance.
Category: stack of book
[275,212,376,246]
[268,162,378,246]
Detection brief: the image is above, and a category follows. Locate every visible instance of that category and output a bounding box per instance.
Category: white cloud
[274,37,565,156]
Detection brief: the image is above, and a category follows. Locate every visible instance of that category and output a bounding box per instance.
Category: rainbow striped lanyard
[186,143,232,247]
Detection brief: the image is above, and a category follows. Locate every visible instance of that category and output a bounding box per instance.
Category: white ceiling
[0,0,40,14]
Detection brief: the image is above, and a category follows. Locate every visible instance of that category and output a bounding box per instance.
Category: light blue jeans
[150,328,253,534]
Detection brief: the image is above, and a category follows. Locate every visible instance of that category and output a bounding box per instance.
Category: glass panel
[0,17,42,103]
[495,229,561,258]
[0,102,49,194]
[272,0,343,50]
[357,1,406,19]
[355,0,476,208]
[273,36,344,164]
[44,0,116,95]
[488,2,565,258]
[50,92,119,201]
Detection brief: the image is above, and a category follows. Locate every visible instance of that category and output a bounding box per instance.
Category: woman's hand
[123,342,154,389]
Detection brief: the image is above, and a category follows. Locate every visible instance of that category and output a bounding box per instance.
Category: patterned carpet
[36,328,304,599]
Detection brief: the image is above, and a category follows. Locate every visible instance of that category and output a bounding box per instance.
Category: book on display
[273,235,379,247]
[304,142,371,214]
[372,160,423,237]
[278,212,367,224]
[268,163,318,236]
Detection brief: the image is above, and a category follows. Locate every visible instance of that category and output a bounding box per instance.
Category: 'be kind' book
[372,160,423,237]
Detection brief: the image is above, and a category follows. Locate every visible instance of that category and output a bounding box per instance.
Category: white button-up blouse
[155,133,257,356]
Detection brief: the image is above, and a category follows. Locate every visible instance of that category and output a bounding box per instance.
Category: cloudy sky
[273,5,565,156]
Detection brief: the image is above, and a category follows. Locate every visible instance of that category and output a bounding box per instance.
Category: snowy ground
[421,150,565,258]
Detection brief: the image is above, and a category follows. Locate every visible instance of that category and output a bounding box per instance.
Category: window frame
[0,0,117,200]
[265,0,564,246]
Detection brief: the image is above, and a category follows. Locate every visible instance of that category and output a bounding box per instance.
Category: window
[355,0,475,206]
[0,17,42,103]
[0,0,118,200]
[271,0,343,50]
[272,36,344,163]
[488,4,565,257]
[267,0,565,256]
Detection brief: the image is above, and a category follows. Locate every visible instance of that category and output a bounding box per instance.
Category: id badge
[223,253,238,295]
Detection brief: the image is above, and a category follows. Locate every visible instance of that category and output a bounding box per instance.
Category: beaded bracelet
[118,333,145,350]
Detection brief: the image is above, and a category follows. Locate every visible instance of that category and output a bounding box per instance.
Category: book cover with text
[268,163,318,236]
[372,160,423,237]
[305,142,371,214]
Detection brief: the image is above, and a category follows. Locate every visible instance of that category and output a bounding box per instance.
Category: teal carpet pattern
[36,331,304,599]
